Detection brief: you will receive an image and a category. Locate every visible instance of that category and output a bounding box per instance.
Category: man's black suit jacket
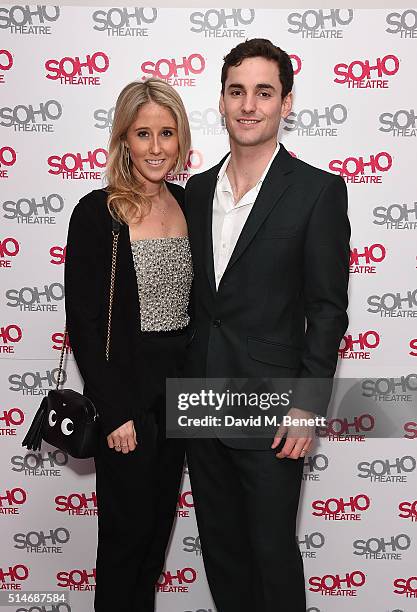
[64,182,185,437]
[184,144,350,449]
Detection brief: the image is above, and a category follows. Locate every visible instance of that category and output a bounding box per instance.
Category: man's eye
[259,91,271,98]
[230,90,242,96]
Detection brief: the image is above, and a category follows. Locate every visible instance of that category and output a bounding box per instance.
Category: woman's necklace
[152,201,168,214]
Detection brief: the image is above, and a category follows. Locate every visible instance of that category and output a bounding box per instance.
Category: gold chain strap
[105,230,119,361]
[56,226,120,389]
[56,327,68,390]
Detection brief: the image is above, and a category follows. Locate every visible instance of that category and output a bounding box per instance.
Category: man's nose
[241,93,257,114]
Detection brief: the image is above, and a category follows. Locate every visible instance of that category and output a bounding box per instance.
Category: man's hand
[271,407,315,459]
[107,420,137,454]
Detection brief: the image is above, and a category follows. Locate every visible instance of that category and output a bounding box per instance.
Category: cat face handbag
[22,218,120,459]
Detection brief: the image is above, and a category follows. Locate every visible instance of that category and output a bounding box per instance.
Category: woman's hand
[107,420,137,454]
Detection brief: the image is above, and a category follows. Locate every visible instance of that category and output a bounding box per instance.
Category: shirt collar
[217,142,280,194]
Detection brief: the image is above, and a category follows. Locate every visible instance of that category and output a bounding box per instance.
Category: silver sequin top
[131,236,193,332]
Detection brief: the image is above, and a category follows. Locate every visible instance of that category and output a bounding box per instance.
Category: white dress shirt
[212,143,280,289]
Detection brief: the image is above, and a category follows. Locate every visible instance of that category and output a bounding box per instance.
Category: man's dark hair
[221,38,293,99]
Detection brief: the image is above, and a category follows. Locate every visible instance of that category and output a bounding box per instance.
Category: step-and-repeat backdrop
[1,6,417,612]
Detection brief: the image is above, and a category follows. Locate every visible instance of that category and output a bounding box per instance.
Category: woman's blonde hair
[106,78,191,223]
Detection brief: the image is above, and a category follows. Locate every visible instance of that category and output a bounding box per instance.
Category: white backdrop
[1,6,417,612]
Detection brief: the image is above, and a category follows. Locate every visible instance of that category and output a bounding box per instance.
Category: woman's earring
[123,143,130,166]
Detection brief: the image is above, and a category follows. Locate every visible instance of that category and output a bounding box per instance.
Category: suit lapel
[221,144,295,279]
[200,154,229,295]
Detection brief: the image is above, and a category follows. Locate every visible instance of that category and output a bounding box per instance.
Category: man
[184,39,350,611]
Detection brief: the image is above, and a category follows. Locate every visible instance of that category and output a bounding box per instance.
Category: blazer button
[213,319,221,327]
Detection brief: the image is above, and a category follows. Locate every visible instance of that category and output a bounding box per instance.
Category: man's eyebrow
[227,83,276,90]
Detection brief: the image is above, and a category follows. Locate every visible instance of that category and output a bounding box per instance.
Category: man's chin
[230,132,268,148]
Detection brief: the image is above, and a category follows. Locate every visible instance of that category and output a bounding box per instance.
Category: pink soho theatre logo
[0,5,60,35]
[51,332,71,354]
[55,492,97,517]
[339,330,380,360]
[9,368,66,396]
[353,533,411,561]
[0,406,24,437]
[0,100,62,132]
[308,570,366,597]
[410,338,417,356]
[380,109,417,137]
[189,8,255,38]
[362,374,417,403]
[283,103,347,137]
[386,9,417,38]
[329,151,393,184]
[0,236,20,268]
[302,453,329,482]
[188,108,227,136]
[3,193,65,225]
[399,499,417,522]
[317,414,375,442]
[11,449,69,477]
[312,494,371,521]
[92,7,157,37]
[177,490,194,518]
[47,148,107,180]
[14,526,71,554]
[0,49,13,83]
[373,200,417,230]
[140,52,206,87]
[349,243,386,273]
[287,9,354,38]
[0,486,27,515]
[290,54,302,75]
[50,246,66,265]
[404,418,417,438]
[156,567,198,594]
[334,54,400,88]
[357,455,416,484]
[393,576,417,599]
[0,324,22,355]
[6,282,64,312]
[0,145,17,179]
[0,563,29,589]
[56,568,96,591]
[367,288,417,318]
[45,52,110,86]
[166,150,204,183]
[94,106,114,132]
[296,532,326,559]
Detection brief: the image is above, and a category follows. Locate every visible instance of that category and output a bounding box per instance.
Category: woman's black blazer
[64,181,185,436]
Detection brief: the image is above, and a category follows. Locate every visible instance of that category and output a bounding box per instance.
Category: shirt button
[213,319,221,328]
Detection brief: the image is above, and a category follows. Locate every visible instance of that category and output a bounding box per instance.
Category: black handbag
[22,218,121,459]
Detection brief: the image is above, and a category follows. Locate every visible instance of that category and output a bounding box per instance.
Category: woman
[64,79,192,611]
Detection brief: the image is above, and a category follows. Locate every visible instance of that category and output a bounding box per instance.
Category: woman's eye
[48,410,57,427]
[162,130,173,137]
[137,131,148,137]
[61,418,74,436]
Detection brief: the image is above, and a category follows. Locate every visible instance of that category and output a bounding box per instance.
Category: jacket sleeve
[64,195,133,436]
[293,175,350,416]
